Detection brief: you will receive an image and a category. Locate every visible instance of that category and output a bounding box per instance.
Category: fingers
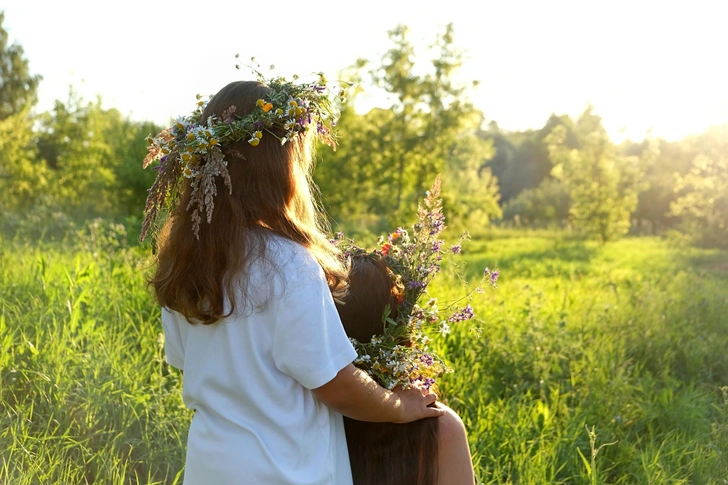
[423,392,437,406]
[425,405,447,418]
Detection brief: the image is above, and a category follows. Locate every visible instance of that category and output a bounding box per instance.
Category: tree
[670,125,728,248]
[483,114,576,203]
[316,24,500,229]
[0,12,41,119]
[0,108,49,213]
[547,107,655,243]
[502,178,570,227]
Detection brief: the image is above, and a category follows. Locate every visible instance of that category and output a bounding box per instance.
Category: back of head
[336,254,398,343]
[150,79,346,324]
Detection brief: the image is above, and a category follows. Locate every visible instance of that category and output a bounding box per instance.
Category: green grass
[1,231,727,484]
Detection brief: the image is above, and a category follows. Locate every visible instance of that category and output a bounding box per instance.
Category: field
[1,229,727,484]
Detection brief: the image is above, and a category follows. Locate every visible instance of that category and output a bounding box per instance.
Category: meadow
[1,228,726,484]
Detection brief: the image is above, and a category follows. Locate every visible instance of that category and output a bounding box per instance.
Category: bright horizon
[2,0,727,143]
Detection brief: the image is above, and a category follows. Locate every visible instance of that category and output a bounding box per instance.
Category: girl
[336,253,476,485]
[143,77,444,484]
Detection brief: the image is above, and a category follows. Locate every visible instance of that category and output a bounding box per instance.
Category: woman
[336,253,476,485]
[143,75,444,484]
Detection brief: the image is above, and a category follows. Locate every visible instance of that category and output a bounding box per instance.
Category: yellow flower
[248,133,261,146]
[145,136,154,145]
[182,167,194,178]
[186,132,195,141]
[288,100,298,108]
[275,108,283,116]
[161,146,170,155]
[181,152,192,162]
[209,138,218,146]
[197,100,204,107]
[256,99,265,108]
[296,107,305,116]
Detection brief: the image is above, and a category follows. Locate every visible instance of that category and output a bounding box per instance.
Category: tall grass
[432,233,728,484]
[1,231,726,484]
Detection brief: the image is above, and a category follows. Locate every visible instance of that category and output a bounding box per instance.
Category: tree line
[1,12,725,247]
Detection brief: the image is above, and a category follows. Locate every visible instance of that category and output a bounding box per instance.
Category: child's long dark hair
[336,254,439,485]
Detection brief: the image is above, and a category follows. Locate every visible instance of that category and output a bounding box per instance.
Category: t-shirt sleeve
[161,308,187,370]
[272,257,357,390]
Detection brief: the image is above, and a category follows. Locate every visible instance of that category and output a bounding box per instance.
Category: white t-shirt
[161,233,357,485]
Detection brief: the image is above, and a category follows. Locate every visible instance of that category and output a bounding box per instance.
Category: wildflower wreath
[140,62,346,240]
[333,176,499,391]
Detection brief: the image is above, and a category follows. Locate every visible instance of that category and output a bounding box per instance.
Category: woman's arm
[312,363,445,423]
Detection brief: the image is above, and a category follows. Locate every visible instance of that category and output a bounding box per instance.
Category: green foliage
[0,12,41,120]
[547,107,655,243]
[316,24,500,229]
[2,233,727,483]
[0,108,50,213]
[670,125,728,248]
[484,115,576,203]
[502,178,570,227]
[0,240,187,484]
[430,232,728,484]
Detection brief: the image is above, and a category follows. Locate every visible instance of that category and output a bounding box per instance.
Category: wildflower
[284,119,297,131]
[439,322,451,335]
[490,270,499,284]
[450,244,461,254]
[381,242,392,256]
[248,134,261,146]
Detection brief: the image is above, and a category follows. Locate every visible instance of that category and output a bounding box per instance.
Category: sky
[2,0,727,142]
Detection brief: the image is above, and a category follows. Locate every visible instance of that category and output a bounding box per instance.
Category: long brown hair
[150,80,347,324]
[336,254,439,485]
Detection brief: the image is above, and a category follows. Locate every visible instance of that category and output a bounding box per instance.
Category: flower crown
[140,66,346,241]
[334,177,499,391]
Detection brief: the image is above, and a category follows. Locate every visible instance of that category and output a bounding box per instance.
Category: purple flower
[431,240,443,253]
[423,377,436,390]
[420,354,434,366]
[450,244,461,254]
[490,270,499,284]
[407,280,426,290]
[448,304,474,323]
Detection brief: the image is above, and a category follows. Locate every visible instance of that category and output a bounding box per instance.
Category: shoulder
[264,233,324,281]
[435,402,468,442]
